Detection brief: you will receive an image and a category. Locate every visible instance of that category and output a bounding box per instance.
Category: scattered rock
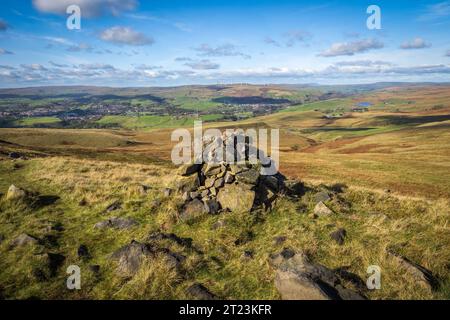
[217,184,255,212]
[176,175,200,193]
[182,192,191,201]
[10,233,39,248]
[387,250,439,291]
[180,199,206,222]
[186,283,218,300]
[94,217,138,230]
[204,199,220,214]
[284,180,304,196]
[236,168,260,185]
[212,219,226,230]
[111,241,155,276]
[224,172,234,184]
[9,152,22,159]
[163,188,173,197]
[270,250,366,300]
[6,185,28,202]
[274,236,287,246]
[203,163,223,177]
[178,163,201,176]
[314,191,331,204]
[241,250,254,260]
[78,245,91,259]
[106,201,122,212]
[330,228,347,245]
[313,201,333,217]
[147,232,194,249]
[111,240,185,276]
[78,198,88,207]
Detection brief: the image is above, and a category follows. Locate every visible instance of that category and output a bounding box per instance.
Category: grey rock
[180,199,206,222]
[214,177,225,188]
[204,199,220,214]
[203,163,223,177]
[330,228,346,245]
[314,202,333,216]
[242,250,254,260]
[212,219,226,230]
[94,217,138,230]
[314,191,331,204]
[9,152,22,159]
[10,233,39,248]
[178,163,201,176]
[270,250,366,300]
[182,192,191,201]
[106,201,122,212]
[224,172,235,184]
[6,185,28,202]
[274,236,287,246]
[163,188,173,197]
[111,241,154,276]
[189,191,200,199]
[236,168,260,185]
[186,283,218,300]
[217,184,255,212]
[387,250,439,291]
[284,180,304,196]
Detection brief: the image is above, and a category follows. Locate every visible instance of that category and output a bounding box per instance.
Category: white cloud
[184,59,220,70]
[32,0,138,17]
[99,26,154,46]
[400,38,432,49]
[195,43,251,59]
[418,1,450,21]
[318,39,384,57]
[0,48,14,55]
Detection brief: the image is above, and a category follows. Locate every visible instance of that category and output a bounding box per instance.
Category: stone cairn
[174,131,304,222]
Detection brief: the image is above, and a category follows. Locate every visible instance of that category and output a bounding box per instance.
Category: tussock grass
[0,155,449,300]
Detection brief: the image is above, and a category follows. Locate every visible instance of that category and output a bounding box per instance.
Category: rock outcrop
[270,249,366,300]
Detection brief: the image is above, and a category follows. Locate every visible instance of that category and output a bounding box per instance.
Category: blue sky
[0,0,449,87]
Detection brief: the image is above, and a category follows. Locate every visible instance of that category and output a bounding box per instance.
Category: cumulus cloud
[184,59,220,70]
[195,43,251,59]
[0,19,9,31]
[32,0,138,17]
[99,26,154,46]
[400,38,432,49]
[319,39,384,57]
[0,48,14,55]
